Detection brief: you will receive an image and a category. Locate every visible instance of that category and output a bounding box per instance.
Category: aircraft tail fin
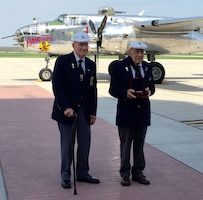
[138,9,145,16]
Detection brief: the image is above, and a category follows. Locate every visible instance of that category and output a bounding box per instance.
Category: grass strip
[0,52,203,59]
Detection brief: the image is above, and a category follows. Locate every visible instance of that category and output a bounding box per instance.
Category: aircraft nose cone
[15,30,21,38]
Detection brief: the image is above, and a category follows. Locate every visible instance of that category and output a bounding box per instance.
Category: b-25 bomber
[3,7,203,83]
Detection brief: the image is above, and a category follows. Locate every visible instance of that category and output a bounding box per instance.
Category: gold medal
[90,76,94,86]
[80,74,84,81]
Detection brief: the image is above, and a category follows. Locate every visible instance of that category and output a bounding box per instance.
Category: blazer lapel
[124,64,133,79]
[69,52,78,71]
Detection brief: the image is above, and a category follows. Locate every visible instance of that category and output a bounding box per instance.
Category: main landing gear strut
[147,54,165,84]
[39,57,53,81]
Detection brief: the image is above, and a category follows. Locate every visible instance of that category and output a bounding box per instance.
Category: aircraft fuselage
[14,14,203,56]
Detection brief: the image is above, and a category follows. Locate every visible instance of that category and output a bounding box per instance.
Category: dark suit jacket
[109,56,155,128]
[51,52,97,124]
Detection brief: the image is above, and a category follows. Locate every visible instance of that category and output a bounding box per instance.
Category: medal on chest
[80,74,84,81]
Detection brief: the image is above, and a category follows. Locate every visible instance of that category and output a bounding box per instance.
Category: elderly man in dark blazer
[109,41,155,186]
[52,32,100,189]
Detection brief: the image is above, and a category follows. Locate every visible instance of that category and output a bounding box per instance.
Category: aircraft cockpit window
[69,17,79,25]
[57,15,69,25]
[31,25,38,35]
[20,26,30,35]
[56,15,87,26]
[67,16,87,26]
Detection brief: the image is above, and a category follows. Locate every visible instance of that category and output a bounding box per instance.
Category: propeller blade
[89,20,97,34]
[98,15,107,35]
[93,14,108,72]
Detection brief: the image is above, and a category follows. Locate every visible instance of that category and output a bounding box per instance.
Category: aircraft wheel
[151,62,165,84]
[39,68,53,81]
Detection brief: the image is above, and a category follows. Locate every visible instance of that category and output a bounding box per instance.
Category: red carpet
[0,85,202,200]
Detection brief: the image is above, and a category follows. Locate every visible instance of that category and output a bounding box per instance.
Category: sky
[1,0,203,46]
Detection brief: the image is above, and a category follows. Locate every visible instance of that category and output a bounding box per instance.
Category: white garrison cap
[72,32,90,42]
[129,41,147,50]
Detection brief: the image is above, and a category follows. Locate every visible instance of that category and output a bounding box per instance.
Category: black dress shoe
[121,177,131,186]
[61,180,71,189]
[77,176,100,184]
[132,175,150,185]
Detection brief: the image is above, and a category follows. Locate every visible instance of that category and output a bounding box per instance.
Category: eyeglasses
[130,49,145,54]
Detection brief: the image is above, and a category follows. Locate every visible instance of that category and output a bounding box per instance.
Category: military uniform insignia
[71,63,75,68]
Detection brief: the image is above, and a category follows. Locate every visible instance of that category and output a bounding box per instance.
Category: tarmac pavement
[0,58,203,200]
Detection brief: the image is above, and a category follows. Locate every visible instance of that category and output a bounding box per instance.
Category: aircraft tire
[39,68,53,81]
[151,62,165,84]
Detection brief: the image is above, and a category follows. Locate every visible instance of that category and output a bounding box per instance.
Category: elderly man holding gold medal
[109,41,155,187]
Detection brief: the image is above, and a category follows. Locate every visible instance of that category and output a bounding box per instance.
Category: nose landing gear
[39,57,53,81]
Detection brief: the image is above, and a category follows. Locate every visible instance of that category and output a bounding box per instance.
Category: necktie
[78,60,84,81]
[78,60,84,74]
[133,65,142,78]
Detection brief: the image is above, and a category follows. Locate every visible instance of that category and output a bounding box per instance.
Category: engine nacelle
[138,20,159,27]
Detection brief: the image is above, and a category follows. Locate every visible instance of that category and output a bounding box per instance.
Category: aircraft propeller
[89,15,107,49]
[89,7,114,66]
[89,15,107,67]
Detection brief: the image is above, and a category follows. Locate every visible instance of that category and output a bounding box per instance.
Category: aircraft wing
[134,16,203,33]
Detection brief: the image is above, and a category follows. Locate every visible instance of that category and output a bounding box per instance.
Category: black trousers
[57,106,91,181]
[118,125,147,177]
